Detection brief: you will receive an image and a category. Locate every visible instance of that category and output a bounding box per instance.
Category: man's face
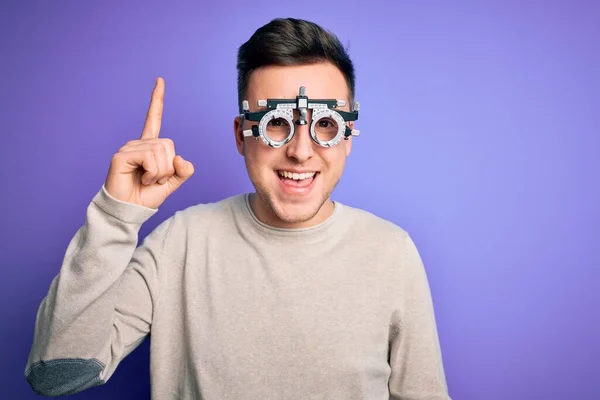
[234,62,354,229]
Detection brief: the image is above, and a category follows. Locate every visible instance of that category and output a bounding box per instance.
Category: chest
[156,239,396,393]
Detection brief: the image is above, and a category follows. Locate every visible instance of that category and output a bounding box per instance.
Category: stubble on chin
[259,189,323,225]
[261,179,341,226]
[245,159,341,226]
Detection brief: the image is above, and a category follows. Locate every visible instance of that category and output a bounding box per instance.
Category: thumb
[169,155,195,187]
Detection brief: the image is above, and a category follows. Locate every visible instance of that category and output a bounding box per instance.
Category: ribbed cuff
[90,184,158,225]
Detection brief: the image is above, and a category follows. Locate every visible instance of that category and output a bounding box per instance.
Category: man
[25,18,451,399]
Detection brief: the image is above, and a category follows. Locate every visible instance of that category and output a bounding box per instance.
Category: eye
[318,119,333,128]
[269,118,286,127]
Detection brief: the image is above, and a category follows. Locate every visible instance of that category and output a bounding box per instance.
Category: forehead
[246,62,349,102]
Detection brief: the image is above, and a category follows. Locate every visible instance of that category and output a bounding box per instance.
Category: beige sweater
[25,185,451,399]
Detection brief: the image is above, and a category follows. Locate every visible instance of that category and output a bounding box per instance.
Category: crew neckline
[241,193,344,238]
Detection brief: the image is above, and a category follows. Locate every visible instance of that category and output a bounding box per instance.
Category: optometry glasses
[240,86,360,148]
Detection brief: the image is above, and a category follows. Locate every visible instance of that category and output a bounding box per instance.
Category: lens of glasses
[265,116,292,142]
[313,116,339,143]
[311,109,346,147]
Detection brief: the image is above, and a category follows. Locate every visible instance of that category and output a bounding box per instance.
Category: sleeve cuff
[90,184,159,225]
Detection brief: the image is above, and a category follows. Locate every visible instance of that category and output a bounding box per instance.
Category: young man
[25,18,451,399]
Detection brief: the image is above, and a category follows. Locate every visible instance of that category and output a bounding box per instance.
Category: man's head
[233,18,357,228]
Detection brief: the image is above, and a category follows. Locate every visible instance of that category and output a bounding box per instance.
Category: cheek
[244,143,277,175]
[320,146,347,172]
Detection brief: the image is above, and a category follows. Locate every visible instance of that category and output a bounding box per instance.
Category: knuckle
[143,149,155,160]
[150,143,164,154]
[160,138,175,155]
[119,140,137,152]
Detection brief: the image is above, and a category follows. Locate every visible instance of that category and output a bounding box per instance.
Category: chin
[257,177,331,227]
[248,165,339,227]
[269,197,326,225]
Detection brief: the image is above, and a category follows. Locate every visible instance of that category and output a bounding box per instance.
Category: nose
[285,121,315,163]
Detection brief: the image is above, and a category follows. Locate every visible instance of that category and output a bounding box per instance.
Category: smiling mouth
[276,170,319,188]
[277,170,317,180]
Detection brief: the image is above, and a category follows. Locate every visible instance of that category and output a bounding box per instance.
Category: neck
[248,193,335,229]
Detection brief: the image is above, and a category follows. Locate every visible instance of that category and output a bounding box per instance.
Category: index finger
[140,77,165,140]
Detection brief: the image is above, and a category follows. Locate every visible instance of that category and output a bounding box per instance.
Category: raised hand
[104,77,194,209]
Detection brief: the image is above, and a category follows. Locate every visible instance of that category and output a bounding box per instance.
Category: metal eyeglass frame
[240,86,360,148]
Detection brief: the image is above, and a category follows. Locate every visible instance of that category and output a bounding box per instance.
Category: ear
[233,116,245,156]
[345,121,354,156]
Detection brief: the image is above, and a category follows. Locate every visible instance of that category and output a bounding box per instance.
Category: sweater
[25,185,451,399]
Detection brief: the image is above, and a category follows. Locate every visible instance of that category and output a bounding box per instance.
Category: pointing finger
[140,77,165,140]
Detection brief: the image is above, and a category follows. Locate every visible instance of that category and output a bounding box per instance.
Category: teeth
[278,171,316,180]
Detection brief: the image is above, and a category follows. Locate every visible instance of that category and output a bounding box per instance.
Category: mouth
[275,170,319,194]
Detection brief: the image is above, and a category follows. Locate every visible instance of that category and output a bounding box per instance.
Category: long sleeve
[24,185,172,396]
[388,233,452,400]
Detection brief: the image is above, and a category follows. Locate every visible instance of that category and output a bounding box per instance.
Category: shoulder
[339,202,412,245]
[168,193,244,229]
[150,193,245,244]
[337,203,424,269]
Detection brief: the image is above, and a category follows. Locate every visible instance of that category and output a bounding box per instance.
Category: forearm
[25,186,161,396]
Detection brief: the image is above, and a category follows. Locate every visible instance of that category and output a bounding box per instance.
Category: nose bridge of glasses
[292,108,313,125]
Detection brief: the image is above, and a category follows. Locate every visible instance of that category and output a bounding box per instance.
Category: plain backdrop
[1,1,598,399]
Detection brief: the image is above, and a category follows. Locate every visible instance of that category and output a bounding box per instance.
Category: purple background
[2,1,599,399]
